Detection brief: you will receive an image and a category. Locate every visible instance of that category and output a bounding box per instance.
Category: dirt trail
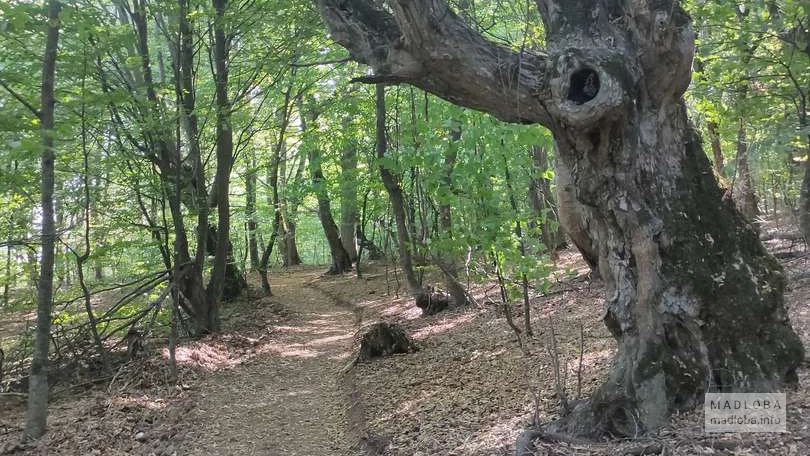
[182,268,364,456]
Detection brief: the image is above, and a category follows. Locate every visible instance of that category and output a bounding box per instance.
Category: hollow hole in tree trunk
[568,68,600,105]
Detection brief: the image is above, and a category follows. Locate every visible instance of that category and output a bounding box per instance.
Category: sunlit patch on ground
[449,414,526,455]
[165,341,240,371]
[377,297,422,320]
[307,333,354,346]
[410,313,477,340]
[257,342,321,358]
[274,325,348,336]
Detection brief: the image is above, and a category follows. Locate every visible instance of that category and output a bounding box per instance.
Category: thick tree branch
[315,0,552,125]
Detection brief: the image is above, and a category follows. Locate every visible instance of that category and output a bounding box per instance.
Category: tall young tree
[245,148,261,270]
[375,84,447,313]
[23,0,61,441]
[302,101,352,274]
[801,161,810,241]
[316,0,804,437]
[437,122,466,307]
[339,127,360,262]
[204,0,237,328]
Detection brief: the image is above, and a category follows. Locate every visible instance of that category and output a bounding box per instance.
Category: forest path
[182,267,364,456]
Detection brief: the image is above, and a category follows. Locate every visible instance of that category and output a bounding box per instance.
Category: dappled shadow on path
[180,269,360,456]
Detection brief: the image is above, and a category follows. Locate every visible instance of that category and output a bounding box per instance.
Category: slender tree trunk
[375,84,444,313]
[339,136,359,262]
[797,106,810,243]
[131,0,210,334]
[304,110,352,274]
[258,211,281,295]
[54,199,65,288]
[3,244,10,307]
[734,120,759,220]
[528,145,565,258]
[23,0,61,441]
[258,95,292,293]
[707,121,725,177]
[503,160,534,337]
[285,150,309,265]
[731,30,759,221]
[26,243,38,288]
[318,0,804,438]
[377,85,421,295]
[437,124,466,306]
[177,0,209,271]
[204,0,238,331]
[800,159,810,242]
[76,49,107,369]
[310,154,352,274]
[246,150,260,270]
[278,133,302,266]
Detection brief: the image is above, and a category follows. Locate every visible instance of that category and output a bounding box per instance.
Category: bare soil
[1,244,809,456]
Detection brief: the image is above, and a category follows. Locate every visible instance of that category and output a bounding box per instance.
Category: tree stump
[414,288,450,316]
[352,322,416,365]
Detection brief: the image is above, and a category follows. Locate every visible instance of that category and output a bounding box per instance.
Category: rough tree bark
[24,0,61,441]
[317,0,804,438]
[555,156,599,272]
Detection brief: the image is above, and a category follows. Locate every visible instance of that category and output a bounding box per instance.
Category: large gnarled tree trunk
[317,0,804,439]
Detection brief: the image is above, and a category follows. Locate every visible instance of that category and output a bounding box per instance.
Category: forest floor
[1,235,810,455]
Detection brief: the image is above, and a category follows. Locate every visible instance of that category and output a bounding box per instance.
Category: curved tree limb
[316,0,551,125]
